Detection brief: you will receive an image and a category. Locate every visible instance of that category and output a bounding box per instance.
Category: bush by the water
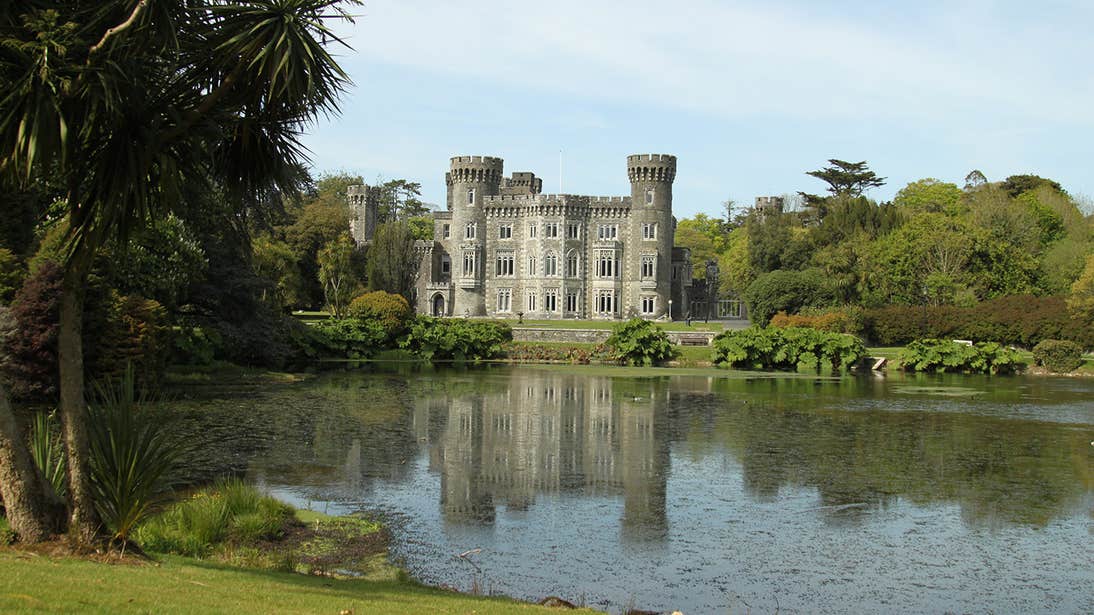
[310,317,388,359]
[346,291,412,337]
[1032,339,1084,373]
[864,295,1093,348]
[604,318,677,366]
[744,269,835,326]
[712,326,865,370]
[898,339,1024,374]
[135,479,293,558]
[399,317,512,362]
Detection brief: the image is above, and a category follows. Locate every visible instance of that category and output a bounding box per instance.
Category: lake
[173,365,1094,613]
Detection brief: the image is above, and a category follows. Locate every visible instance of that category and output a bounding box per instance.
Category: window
[565,292,578,313]
[597,224,617,240]
[467,188,475,205]
[544,252,558,276]
[544,222,559,238]
[565,253,579,277]
[462,251,476,276]
[545,289,558,312]
[526,291,537,312]
[465,223,476,239]
[499,224,512,239]
[641,254,655,279]
[496,288,511,312]
[566,223,580,239]
[645,188,655,205]
[641,296,656,314]
[642,223,657,240]
[496,252,514,276]
[441,255,451,275]
[528,254,537,276]
[595,290,616,315]
[528,224,537,239]
[597,250,618,278]
[442,224,450,239]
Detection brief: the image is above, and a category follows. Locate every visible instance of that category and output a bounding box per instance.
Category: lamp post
[668,299,673,321]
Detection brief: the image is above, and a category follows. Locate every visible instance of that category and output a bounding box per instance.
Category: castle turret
[347,184,381,244]
[446,156,504,316]
[627,154,677,318]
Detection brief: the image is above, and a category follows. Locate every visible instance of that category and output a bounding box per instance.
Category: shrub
[29,411,66,499]
[85,292,172,389]
[1032,339,1084,373]
[712,326,865,371]
[171,326,223,366]
[603,318,677,366]
[88,367,182,549]
[769,305,865,334]
[864,295,1093,348]
[400,317,512,362]
[898,339,1024,374]
[744,269,834,326]
[135,479,293,557]
[347,291,412,336]
[310,317,388,359]
[1,261,62,399]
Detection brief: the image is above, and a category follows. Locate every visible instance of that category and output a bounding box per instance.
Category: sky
[301,0,1094,219]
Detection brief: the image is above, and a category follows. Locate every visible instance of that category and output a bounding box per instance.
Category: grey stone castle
[349,154,692,319]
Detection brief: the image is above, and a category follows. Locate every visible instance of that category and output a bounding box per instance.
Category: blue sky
[302,0,1094,218]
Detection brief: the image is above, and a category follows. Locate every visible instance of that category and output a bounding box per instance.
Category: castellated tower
[446,156,503,316]
[347,184,381,244]
[627,154,677,318]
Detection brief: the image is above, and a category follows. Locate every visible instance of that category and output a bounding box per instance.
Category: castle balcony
[458,277,481,290]
[640,279,658,290]
[426,282,453,292]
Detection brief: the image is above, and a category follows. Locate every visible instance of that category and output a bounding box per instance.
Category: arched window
[544,252,558,276]
[465,222,476,239]
[467,188,476,205]
[565,251,579,277]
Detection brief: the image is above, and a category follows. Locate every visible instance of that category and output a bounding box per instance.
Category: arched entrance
[432,293,446,317]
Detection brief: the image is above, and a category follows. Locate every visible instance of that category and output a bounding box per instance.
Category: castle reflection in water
[411,370,675,535]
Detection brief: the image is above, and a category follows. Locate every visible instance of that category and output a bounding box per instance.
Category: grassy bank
[0,550,596,614]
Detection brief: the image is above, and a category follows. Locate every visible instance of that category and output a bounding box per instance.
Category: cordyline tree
[0,0,358,545]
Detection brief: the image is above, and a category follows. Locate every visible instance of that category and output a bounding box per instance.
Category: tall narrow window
[465,223,476,239]
[462,252,476,276]
[544,222,559,238]
[442,224,450,239]
[567,223,580,239]
[545,289,558,312]
[497,288,511,312]
[441,255,451,275]
[499,224,513,239]
[641,296,655,314]
[641,254,655,279]
[597,250,618,278]
[565,292,578,313]
[528,224,537,239]
[565,253,579,277]
[645,188,655,205]
[528,254,537,276]
[495,252,514,276]
[527,291,537,312]
[544,252,558,276]
[642,223,657,240]
[467,188,475,204]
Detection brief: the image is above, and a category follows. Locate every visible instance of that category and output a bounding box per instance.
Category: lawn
[0,549,599,614]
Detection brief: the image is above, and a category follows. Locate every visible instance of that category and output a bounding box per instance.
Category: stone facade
[351,154,692,320]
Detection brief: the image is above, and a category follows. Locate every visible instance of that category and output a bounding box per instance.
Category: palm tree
[0,0,359,544]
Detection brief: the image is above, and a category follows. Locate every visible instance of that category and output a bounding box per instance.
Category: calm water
[173,365,1094,614]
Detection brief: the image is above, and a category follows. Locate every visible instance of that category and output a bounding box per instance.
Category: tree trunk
[0,381,64,542]
[58,249,101,544]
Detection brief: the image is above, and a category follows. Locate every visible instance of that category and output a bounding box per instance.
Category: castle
[349,154,692,319]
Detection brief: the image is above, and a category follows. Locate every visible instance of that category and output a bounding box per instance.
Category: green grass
[0,550,600,614]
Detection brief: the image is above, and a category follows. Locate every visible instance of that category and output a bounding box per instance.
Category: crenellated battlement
[626,154,677,183]
[447,155,505,186]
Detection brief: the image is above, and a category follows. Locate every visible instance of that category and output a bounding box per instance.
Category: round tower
[627,154,677,319]
[447,155,504,316]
